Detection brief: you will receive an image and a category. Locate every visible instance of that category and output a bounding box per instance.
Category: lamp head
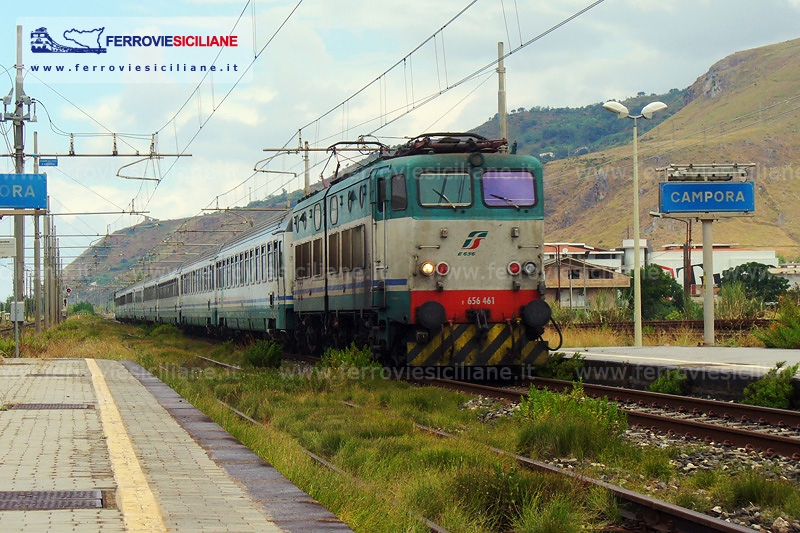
[641,101,668,119]
[602,101,629,119]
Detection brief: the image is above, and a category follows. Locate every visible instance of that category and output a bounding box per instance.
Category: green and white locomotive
[116,133,554,370]
[291,133,553,367]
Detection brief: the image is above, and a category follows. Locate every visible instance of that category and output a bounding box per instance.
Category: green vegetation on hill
[472,89,686,160]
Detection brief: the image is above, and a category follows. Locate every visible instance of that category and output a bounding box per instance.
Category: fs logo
[458,230,488,256]
[31,27,107,54]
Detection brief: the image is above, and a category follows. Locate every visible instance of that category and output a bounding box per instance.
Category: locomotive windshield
[417,172,472,207]
[482,170,536,208]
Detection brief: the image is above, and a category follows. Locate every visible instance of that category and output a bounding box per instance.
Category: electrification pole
[11,26,30,345]
[497,42,508,150]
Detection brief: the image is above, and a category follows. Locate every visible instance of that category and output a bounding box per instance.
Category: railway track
[414,423,753,533]
[417,376,800,459]
[189,355,786,531]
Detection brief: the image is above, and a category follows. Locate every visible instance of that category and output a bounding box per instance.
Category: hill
[538,37,800,258]
[67,37,800,308]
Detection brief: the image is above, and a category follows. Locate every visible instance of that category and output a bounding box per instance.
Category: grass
[554,323,763,348]
[11,315,800,532]
[516,383,627,460]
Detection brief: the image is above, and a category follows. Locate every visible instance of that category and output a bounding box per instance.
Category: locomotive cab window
[418,172,471,207]
[482,170,536,207]
[391,173,407,211]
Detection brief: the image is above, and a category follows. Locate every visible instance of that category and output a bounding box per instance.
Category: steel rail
[421,377,800,457]
[415,423,753,533]
[532,377,800,429]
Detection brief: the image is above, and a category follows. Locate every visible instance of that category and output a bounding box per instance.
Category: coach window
[391,173,407,211]
[249,249,255,284]
[482,170,536,207]
[262,244,267,281]
[329,196,339,225]
[235,255,240,287]
[328,233,340,274]
[278,241,284,279]
[418,172,471,207]
[267,243,274,280]
[296,241,311,279]
[312,238,323,277]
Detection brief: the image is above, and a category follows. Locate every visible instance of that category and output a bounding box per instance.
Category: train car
[115,133,554,369]
[212,212,294,338]
[291,133,553,367]
[178,251,219,330]
[115,279,148,323]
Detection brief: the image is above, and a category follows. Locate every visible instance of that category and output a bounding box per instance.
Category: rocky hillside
[540,37,800,258]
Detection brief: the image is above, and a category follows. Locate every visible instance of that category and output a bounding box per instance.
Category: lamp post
[650,211,692,313]
[603,100,667,346]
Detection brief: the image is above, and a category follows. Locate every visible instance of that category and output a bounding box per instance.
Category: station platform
[560,345,800,399]
[0,358,352,533]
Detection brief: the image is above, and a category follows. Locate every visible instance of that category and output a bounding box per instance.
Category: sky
[1,0,800,300]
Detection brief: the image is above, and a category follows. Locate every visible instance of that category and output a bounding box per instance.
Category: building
[543,243,625,272]
[543,256,630,309]
[649,244,778,294]
[769,264,800,289]
[542,240,780,303]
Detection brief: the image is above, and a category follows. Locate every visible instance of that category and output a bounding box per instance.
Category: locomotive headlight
[507,261,521,276]
[420,261,435,276]
[522,261,537,276]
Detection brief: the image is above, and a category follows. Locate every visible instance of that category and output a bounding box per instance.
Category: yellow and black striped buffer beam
[407,323,550,367]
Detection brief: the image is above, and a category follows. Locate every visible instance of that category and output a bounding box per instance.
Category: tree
[720,262,789,304]
[622,265,683,320]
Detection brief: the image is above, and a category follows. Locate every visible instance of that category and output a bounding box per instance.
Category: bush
[319,343,378,370]
[742,361,798,409]
[534,352,585,381]
[648,369,689,395]
[716,282,761,320]
[69,301,95,315]
[516,383,627,459]
[242,340,283,368]
[755,297,800,348]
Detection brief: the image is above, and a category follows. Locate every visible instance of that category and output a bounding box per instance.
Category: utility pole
[34,132,41,334]
[497,42,508,149]
[9,26,32,347]
[44,196,51,330]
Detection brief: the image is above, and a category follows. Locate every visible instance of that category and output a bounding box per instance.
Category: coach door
[373,168,406,308]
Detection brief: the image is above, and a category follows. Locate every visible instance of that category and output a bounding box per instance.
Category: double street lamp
[603,100,667,346]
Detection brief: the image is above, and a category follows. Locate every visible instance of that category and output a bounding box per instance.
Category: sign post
[655,164,755,346]
[0,237,19,357]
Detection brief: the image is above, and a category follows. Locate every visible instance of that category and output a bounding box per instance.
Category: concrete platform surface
[0,358,352,533]
[567,345,800,374]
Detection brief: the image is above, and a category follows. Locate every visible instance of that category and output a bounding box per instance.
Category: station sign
[659,181,754,214]
[0,174,47,209]
[0,237,15,258]
[39,158,58,167]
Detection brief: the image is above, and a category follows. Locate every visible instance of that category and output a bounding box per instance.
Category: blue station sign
[0,174,48,209]
[659,181,755,214]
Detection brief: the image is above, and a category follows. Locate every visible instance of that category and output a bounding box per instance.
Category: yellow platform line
[86,359,167,533]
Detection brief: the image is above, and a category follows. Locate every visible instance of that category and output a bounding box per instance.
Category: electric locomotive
[291,133,553,367]
[116,133,554,369]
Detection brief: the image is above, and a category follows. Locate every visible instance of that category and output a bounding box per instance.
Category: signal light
[507,261,521,275]
[419,261,435,276]
[66,287,71,294]
[522,262,537,275]
[436,262,450,276]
